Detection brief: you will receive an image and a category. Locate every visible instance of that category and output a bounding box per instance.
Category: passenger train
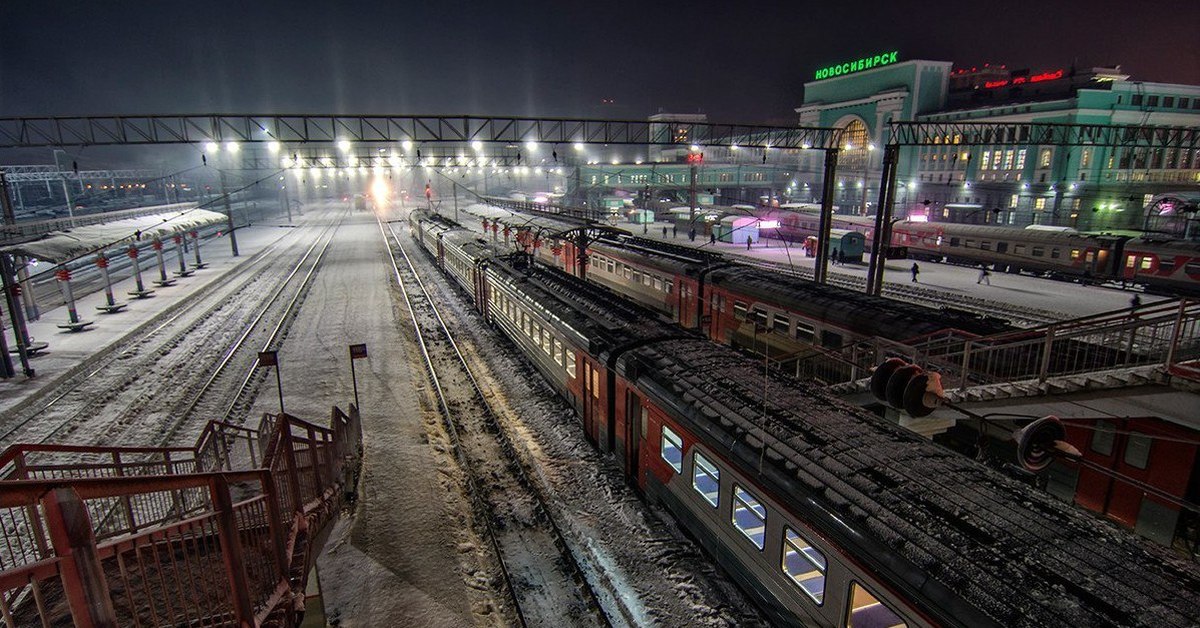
[407,208,1200,627]
[462,204,1013,374]
[771,210,1200,295]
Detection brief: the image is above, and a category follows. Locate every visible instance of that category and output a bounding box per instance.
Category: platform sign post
[349,344,367,410]
[258,350,285,415]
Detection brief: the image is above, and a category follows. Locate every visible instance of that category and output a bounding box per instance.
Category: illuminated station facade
[796,54,1200,230]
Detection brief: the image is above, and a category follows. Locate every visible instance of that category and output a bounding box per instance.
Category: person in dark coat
[910,262,920,282]
[1131,293,1142,308]
[746,235,753,250]
[709,231,716,244]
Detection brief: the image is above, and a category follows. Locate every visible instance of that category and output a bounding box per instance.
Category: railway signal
[348,343,368,409]
[257,350,285,415]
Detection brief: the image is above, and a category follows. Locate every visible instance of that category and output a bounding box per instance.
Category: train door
[580,361,600,446]
[624,389,642,484]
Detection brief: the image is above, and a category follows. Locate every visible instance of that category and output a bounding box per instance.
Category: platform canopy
[0,207,228,264]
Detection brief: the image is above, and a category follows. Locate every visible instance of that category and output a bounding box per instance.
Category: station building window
[845,582,907,628]
[1091,421,1116,456]
[692,452,720,507]
[1124,433,1152,469]
[661,425,684,473]
[782,528,827,604]
[732,485,767,549]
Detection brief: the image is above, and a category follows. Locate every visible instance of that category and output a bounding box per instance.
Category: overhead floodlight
[690,144,700,152]
[525,140,538,151]
[204,141,219,153]
[267,141,281,153]
[472,140,484,152]
[225,141,240,153]
[402,140,414,151]
[338,139,352,153]
[574,142,584,151]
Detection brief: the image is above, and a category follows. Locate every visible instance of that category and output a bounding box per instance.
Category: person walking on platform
[672,225,678,238]
[910,262,920,282]
[688,228,696,242]
[709,231,716,244]
[662,225,668,238]
[1131,293,1142,308]
[746,235,753,250]
[832,249,841,265]
[977,264,991,285]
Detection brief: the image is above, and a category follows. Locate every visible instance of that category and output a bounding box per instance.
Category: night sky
[2,0,1198,124]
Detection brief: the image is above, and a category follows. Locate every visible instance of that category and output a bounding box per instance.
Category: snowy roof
[1,207,229,264]
[625,338,1200,626]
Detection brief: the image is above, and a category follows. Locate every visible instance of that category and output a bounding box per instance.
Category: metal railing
[791,299,1200,394]
[0,405,361,627]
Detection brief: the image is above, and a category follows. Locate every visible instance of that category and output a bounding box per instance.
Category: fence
[789,298,1200,392]
[0,405,361,627]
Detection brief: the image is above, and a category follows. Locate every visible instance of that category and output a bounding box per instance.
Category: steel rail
[380,216,610,628]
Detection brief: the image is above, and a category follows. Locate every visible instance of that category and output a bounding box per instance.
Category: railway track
[0,210,343,451]
[380,217,610,628]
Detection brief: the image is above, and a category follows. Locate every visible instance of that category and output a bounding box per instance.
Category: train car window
[1014,245,1026,255]
[732,486,767,549]
[1123,434,1152,470]
[821,331,843,349]
[653,277,663,291]
[692,452,720,507]
[566,351,576,378]
[782,528,827,604]
[1187,261,1200,275]
[591,367,601,399]
[771,313,790,334]
[733,301,749,320]
[996,242,1008,254]
[661,426,684,473]
[542,329,552,355]
[1091,421,1115,456]
[607,259,615,273]
[751,309,769,328]
[666,280,674,294]
[1050,249,1061,259]
[1159,258,1175,272]
[845,582,907,628]
[949,237,960,247]
[980,241,991,251]
[644,274,653,287]
[795,323,815,344]
[1139,257,1152,270]
[1070,249,1082,261]
[964,239,975,249]
[1032,247,1045,257]
[552,338,563,365]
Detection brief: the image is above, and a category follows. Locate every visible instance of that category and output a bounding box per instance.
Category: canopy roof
[1,207,228,264]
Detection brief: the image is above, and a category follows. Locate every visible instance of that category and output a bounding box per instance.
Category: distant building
[795,57,1200,231]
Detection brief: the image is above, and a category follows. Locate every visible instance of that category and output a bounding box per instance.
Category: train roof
[465,202,583,235]
[619,337,1200,627]
[489,258,683,360]
[894,221,1127,244]
[707,265,1011,339]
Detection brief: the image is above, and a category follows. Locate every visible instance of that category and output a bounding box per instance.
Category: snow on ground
[396,205,766,626]
[0,215,294,415]
[244,209,492,627]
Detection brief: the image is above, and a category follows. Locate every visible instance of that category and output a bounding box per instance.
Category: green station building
[796,56,1200,230]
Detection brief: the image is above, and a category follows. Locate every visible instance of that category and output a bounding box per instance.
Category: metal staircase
[0,406,362,627]
[803,298,1200,404]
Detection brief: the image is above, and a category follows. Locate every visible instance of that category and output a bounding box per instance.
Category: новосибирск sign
[814,51,899,81]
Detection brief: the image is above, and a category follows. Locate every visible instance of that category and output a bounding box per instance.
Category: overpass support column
[866,145,899,296]
[813,149,839,284]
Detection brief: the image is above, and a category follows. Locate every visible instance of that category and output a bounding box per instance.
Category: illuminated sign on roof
[814,51,900,81]
[983,69,1065,89]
